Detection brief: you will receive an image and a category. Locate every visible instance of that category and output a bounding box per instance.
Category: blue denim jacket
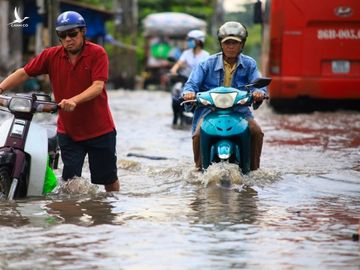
[182,52,267,134]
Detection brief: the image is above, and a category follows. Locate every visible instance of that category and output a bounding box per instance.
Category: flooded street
[0,89,359,269]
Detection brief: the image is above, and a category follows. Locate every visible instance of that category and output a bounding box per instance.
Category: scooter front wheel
[0,167,12,200]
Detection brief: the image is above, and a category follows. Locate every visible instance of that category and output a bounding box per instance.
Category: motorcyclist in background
[170,30,210,77]
[170,30,210,126]
[182,21,267,171]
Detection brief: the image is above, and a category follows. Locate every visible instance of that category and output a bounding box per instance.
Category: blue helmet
[56,11,86,31]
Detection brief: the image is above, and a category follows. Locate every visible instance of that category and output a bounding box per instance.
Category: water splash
[147,165,184,178]
[53,177,99,195]
[201,163,242,186]
[185,162,281,188]
[118,159,142,171]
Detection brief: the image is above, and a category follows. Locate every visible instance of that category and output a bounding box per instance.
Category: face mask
[187,39,196,49]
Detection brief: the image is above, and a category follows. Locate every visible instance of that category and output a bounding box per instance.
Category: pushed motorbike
[168,72,193,126]
[182,77,271,174]
[0,93,59,200]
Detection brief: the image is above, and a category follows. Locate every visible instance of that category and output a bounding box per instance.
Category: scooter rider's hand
[170,67,177,75]
[252,90,265,103]
[58,98,77,112]
[183,91,196,101]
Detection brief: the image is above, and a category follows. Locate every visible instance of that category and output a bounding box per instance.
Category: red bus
[256,0,360,111]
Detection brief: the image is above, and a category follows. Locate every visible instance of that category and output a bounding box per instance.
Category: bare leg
[247,118,264,170]
[192,133,202,170]
[192,118,203,170]
[105,179,120,192]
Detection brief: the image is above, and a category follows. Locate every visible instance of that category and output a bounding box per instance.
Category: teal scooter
[183,78,271,174]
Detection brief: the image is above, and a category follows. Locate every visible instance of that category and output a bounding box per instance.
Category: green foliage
[243,24,262,64]
[104,21,115,56]
[204,36,220,55]
[245,24,262,49]
[75,0,114,11]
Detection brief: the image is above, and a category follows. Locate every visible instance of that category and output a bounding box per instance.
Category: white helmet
[187,30,206,43]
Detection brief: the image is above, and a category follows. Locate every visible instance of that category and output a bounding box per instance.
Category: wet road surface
[0,89,359,269]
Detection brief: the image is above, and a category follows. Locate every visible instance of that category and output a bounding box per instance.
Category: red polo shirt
[24,41,115,141]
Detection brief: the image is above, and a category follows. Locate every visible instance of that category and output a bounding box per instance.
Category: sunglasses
[57,29,81,39]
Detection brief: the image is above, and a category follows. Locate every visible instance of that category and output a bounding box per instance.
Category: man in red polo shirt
[0,11,119,192]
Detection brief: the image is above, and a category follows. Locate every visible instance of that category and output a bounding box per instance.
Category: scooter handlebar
[35,101,58,113]
[180,94,268,108]
[180,99,196,106]
[0,93,58,113]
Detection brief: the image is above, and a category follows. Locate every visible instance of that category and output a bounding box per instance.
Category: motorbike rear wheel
[0,167,12,199]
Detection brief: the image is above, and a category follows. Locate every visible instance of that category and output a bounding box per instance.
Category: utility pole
[212,0,224,36]
[111,0,138,88]
[47,0,60,46]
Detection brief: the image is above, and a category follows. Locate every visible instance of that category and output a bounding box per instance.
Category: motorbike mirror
[246,77,272,89]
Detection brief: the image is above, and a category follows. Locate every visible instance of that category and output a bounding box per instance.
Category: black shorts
[57,130,118,185]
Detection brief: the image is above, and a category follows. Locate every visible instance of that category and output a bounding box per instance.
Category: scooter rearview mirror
[251,77,272,88]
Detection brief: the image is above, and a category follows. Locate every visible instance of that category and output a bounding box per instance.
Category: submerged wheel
[0,167,12,199]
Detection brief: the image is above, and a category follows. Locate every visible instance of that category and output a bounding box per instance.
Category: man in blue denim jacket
[182,21,267,171]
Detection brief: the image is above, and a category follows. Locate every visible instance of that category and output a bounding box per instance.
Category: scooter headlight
[210,92,237,109]
[9,97,32,112]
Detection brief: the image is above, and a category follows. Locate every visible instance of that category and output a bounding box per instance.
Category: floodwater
[0,89,359,270]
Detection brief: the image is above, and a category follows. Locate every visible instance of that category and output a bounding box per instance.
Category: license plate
[11,123,24,136]
[332,60,350,74]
